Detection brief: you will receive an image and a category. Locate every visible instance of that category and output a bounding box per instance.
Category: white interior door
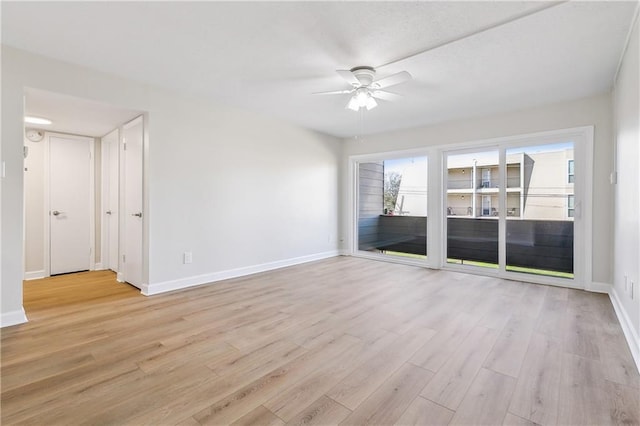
[122,116,144,288]
[49,135,93,275]
[102,129,119,272]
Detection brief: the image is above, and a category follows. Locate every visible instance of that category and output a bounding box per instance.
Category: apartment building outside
[446,145,574,220]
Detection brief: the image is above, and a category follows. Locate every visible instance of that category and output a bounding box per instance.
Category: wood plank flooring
[2,257,638,425]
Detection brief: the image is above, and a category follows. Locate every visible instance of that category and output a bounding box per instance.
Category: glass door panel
[505,142,574,278]
[357,156,428,260]
[446,150,499,268]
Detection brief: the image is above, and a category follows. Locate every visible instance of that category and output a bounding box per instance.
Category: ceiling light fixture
[24,116,52,125]
[347,88,378,112]
[313,66,411,114]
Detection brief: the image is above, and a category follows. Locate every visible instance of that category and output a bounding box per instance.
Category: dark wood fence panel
[506,220,573,273]
[369,216,573,274]
[376,215,427,255]
[447,218,498,263]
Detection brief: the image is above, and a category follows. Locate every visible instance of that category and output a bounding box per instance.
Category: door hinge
[122,254,126,263]
[123,138,127,151]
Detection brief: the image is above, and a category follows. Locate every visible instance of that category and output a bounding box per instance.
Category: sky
[384,156,427,175]
[380,142,573,175]
[448,141,574,168]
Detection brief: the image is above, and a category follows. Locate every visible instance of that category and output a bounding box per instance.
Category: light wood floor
[2,257,639,425]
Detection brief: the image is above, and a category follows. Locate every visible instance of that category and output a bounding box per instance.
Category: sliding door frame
[348,125,593,291]
[349,148,441,269]
[440,126,593,289]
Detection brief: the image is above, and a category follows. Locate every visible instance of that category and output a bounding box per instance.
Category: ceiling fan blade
[373,71,412,89]
[371,90,402,102]
[312,89,354,95]
[336,69,360,86]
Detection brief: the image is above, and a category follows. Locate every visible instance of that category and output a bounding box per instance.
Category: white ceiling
[3,1,638,138]
[24,88,142,137]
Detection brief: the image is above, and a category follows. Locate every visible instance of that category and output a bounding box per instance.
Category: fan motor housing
[350,66,376,86]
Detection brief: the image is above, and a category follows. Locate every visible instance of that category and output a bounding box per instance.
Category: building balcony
[358,215,573,275]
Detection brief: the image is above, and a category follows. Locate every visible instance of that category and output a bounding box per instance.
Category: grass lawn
[447,258,573,279]
[385,251,427,260]
[379,252,574,279]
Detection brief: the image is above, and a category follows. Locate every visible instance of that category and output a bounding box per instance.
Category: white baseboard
[1,308,28,328]
[24,270,46,280]
[609,287,640,373]
[142,250,341,296]
[93,262,104,271]
[587,281,612,293]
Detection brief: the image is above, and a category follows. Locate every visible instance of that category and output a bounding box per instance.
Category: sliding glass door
[356,156,428,260]
[505,142,575,278]
[445,139,578,281]
[351,126,590,288]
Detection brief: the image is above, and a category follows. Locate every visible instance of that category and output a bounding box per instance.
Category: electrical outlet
[183,251,193,264]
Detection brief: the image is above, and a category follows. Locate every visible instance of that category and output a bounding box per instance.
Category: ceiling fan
[314,66,412,111]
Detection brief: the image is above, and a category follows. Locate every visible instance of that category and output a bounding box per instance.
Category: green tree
[384,171,402,213]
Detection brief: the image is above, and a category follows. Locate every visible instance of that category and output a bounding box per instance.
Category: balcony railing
[447,178,473,190]
[447,177,521,190]
[358,215,573,274]
[506,177,521,188]
[446,207,521,217]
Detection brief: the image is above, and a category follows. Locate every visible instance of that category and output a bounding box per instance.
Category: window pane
[505,142,574,278]
[568,160,575,183]
[568,195,575,218]
[357,157,427,259]
[447,150,499,268]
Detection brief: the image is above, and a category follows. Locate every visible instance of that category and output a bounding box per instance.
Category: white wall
[341,93,614,286]
[145,100,341,292]
[613,15,640,362]
[1,46,341,324]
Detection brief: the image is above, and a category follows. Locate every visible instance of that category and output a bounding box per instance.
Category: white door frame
[440,126,593,289]
[347,126,594,291]
[43,132,96,277]
[100,128,119,273]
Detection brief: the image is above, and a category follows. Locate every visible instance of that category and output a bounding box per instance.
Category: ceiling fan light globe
[355,89,369,105]
[347,97,360,111]
[365,96,378,110]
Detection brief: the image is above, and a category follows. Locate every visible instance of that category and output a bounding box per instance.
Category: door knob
[132,212,143,218]
[52,210,62,216]
[106,210,112,215]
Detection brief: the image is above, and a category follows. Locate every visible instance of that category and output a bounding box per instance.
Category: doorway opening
[23,88,146,314]
[23,271,142,322]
